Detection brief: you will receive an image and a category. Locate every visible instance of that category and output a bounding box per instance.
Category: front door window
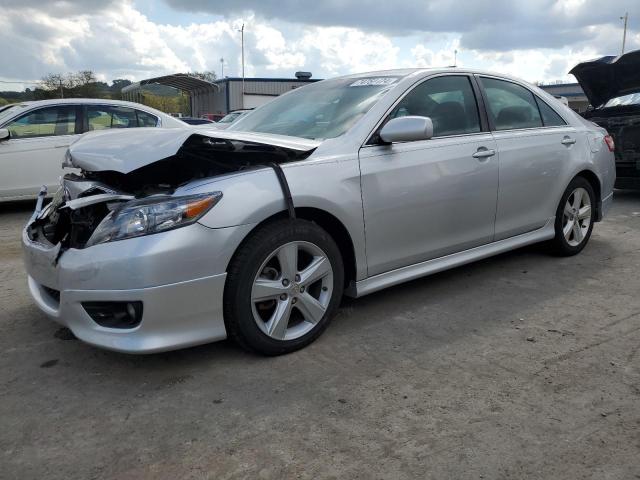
[7,106,77,139]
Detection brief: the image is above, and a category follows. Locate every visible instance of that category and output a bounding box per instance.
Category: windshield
[0,104,29,124]
[603,92,640,108]
[229,76,402,140]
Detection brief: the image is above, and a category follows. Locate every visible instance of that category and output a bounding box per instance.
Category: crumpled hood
[570,49,640,108]
[68,127,321,174]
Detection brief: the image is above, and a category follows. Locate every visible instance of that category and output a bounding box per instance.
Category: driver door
[359,74,499,276]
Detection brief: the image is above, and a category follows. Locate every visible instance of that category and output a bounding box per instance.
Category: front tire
[548,177,595,256]
[224,219,344,355]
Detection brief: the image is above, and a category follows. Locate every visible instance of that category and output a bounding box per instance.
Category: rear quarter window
[136,110,159,127]
[535,98,567,127]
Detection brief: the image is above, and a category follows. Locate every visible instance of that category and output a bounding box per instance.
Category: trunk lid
[569,49,640,108]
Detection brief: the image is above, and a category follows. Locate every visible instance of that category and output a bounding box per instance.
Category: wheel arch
[574,169,602,221]
[225,207,358,292]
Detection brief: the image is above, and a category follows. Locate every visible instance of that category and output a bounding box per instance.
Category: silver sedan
[22,68,616,355]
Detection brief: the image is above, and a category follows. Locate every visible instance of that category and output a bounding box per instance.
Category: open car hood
[569,49,640,108]
[68,127,321,174]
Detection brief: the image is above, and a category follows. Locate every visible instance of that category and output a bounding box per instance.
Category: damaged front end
[25,129,318,258]
[27,176,133,255]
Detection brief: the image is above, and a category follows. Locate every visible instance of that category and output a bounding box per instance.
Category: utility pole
[453,49,458,67]
[220,57,224,78]
[59,78,64,99]
[620,12,628,55]
[238,23,245,108]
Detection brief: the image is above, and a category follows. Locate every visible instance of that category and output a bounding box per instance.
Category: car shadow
[0,199,37,214]
[612,188,640,204]
[58,237,613,368]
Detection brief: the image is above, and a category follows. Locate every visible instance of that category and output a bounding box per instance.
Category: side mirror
[379,116,433,143]
[0,128,9,141]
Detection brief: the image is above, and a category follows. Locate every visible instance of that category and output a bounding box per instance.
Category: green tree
[110,79,133,100]
[140,92,190,115]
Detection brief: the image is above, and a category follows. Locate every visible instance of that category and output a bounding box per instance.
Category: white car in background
[206,109,251,130]
[0,99,186,201]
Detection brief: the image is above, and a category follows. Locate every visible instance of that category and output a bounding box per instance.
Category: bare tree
[71,70,100,97]
[40,73,73,98]
[188,71,217,83]
[73,70,97,87]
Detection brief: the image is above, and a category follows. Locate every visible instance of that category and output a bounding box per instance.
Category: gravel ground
[0,193,639,479]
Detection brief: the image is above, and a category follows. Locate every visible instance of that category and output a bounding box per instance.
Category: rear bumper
[600,191,614,220]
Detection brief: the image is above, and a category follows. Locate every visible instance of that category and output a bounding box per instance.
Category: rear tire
[548,177,595,256]
[224,219,344,355]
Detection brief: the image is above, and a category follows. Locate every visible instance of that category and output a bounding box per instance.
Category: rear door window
[480,77,543,130]
[86,105,147,131]
[6,106,77,139]
[389,75,481,137]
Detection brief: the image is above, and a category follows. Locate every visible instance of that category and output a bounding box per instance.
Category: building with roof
[538,83,589,113]
[121,72,319,118]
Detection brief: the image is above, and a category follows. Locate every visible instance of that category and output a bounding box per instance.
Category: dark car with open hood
[571,49,640,189]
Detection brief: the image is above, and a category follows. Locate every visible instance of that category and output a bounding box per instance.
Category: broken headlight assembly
[86,192,222,247]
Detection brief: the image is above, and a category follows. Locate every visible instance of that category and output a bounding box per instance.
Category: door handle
[561,137,576,146]
[472,148,496,159]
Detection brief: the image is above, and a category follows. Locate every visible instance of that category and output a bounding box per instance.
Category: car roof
[330,67,533,84]
[6,98,170,114]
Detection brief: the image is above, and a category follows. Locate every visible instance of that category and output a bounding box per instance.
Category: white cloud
[409,42,459,68]
[298,27,400,75]
[0,0,637,90]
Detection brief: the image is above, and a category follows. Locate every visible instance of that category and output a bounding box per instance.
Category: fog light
[82,301,143,329]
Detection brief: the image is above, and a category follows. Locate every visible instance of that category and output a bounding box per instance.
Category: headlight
[86,192,222,247]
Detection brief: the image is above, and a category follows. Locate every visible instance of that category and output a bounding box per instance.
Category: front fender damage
[25,131,316,257]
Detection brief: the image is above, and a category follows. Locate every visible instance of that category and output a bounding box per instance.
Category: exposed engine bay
[570,50,640,187]
[27,133,314,253]
[584,107,640,181]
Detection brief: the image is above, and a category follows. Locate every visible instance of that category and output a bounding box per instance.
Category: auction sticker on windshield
[349,77,399,87]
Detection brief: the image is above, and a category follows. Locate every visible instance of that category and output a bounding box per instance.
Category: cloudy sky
[0,0,638,90]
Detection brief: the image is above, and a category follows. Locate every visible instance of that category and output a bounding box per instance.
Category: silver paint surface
[22,67,616,352]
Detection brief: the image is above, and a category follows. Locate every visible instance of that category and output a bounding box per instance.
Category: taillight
[604,135,615,152]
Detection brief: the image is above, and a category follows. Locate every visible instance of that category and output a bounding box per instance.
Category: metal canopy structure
[135,74,218,92]
[122,73,319,118]
[121,74,218,117]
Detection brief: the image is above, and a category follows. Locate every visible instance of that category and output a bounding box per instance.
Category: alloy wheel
[251,241,334,341]
[562,187,592,247]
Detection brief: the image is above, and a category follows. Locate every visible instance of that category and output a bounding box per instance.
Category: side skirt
[349,218,555,298]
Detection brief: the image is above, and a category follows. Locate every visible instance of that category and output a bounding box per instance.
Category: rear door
[478,76,579,240]
[359,74,499,275]
[0,105,81,199]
